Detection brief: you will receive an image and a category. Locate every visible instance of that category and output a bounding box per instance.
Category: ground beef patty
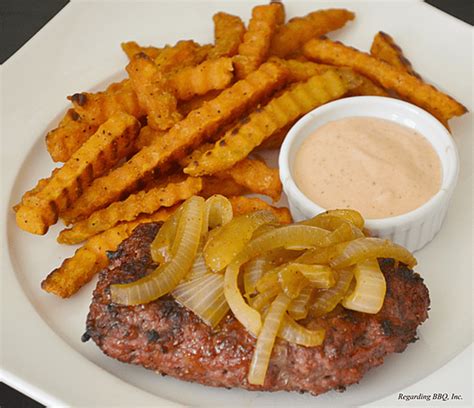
[84,222,430,395]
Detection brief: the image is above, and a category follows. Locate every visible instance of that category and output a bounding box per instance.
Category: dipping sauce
[293,117,442,219]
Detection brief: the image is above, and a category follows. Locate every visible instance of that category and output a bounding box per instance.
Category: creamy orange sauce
[293,117,442,219]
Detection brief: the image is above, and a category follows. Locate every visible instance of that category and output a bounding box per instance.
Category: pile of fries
[14,2,466,299]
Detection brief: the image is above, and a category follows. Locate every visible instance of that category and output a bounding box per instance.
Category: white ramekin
[279,96,459,252]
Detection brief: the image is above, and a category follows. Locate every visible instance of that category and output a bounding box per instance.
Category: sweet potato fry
[269,9,355,58]
[256,124,291,151]
[234,3,285,79]
[181,150,281,200]
[46,109,98,162]
[270,57,388,96]
[303,38,467,121]
[230,196,292,224]
[135,125,167,149]
[42,206,175,298]
[201,175,249,198]
[127,53,182,131]
[346,72,389,97]
[208,12,245,59]
[369,32,449,128]
[224,158,281,202]
[178,143,213,168]
[60,62,288,223]
[121,41,162,60]
[178,90,222,117]
[69,79,144,126]
[370,32,420,78]
[184,69,356,176]
[167,57,234,101]
[16,113,140,235]
[58,177,202,244]
[154,40,208,73]
[13,169,59,212]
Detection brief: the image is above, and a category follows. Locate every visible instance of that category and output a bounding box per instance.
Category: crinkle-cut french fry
[167,57,234,101]
[303,38,467,121]
[13,169,59,212]
[208,12,246,59]
[233,3,285,79]
[127,53,182,131]
[370,32,420,78]
[127,42,215,131]
[61,62,288,223]
[269,57,388,96]
[58,177,202,244]
[223,158,282,202]
[346,73,389,97]
[178,143,214,168]
[229,196,292,224]
[16,113,140,235]
[201,175,249,198]
[121,41,162,60]
[268,57,332,81]
[46,109,98,162]
[135,125,167,149]
[181,149,281,200]
[154,40,208,73]
[269,9,355,58]
[69,79,144,126]
[42,206,175,298]
[256,124,291,151]
[369,32,449,129]
[184,69,355,176]
[178,90,222,117]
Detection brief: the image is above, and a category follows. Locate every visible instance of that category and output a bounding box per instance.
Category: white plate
[1,1,472,406]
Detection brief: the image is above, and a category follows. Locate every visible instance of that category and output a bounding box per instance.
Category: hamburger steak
[84,222,430,395]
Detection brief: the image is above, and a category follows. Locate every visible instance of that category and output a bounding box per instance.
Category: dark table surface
[1,0,472,406]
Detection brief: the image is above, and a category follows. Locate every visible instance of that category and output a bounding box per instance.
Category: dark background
[0,0,472,406]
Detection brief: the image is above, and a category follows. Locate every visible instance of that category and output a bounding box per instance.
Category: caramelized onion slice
[243,256,272,299]
[204,194,233,231]
[205,210,277,272]
[342,259,386,314]
[330,237,417,269]
[225,225,337,336]
[303,209,364,230]
[295,245,342,265]
[278,314,325,347]
[310,268,354,317]
[251,285,280,312]
[248,292,291,385]
[225,261,263,336]
[278,267,310,299]
[255,269,279,293]
[288,286,313,320]
[110,196,204,305]
[286,263,335,289]
[186,248,210,281]
[172,273,229,327]
[150,206,182,264]
[324,222,364,245]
